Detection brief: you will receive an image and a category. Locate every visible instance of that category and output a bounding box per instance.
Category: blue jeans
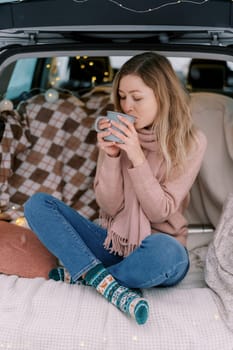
[24,192,189,289]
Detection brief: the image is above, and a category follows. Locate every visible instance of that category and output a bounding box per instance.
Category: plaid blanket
[0,88,113,221]
[0,110,31,219]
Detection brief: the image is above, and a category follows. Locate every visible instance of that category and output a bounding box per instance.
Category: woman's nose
[123,99,133,114]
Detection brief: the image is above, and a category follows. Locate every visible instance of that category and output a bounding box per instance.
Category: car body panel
[0,1,233,102]
[0,0,232,49]
[0,0,231,29]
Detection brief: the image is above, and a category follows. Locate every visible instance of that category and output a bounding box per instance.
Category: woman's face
[118,74,158,130]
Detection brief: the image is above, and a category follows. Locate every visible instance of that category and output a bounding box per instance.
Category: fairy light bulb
[0,99,14,112]
[45,88,59,103]
[15,216,28,227]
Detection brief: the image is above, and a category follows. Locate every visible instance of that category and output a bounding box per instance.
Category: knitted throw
[205,193,233,332]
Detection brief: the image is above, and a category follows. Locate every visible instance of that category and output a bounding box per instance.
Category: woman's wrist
[130,151,146,167]
[131,157,145,167]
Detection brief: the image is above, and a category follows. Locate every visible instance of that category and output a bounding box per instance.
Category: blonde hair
[112,51,198,178]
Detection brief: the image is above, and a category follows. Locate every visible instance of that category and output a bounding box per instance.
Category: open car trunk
[0,0,233,349]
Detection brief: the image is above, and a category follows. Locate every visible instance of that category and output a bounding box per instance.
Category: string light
[45,88,59,103]
[72,0,209,13]
[0,99,13,112]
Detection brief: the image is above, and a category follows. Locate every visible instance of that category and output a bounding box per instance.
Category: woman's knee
[141,233,189,269]
[24,192,52,216]
[108,234,189,289]
[144,233,185,254]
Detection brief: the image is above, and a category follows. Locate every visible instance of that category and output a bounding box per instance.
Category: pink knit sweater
[94,129,207,255]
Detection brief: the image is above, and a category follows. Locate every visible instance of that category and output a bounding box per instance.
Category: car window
[5,58,37,100]
[3,55,233,103]
[4,56,190,99]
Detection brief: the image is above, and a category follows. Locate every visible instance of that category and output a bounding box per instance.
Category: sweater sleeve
[94,151,124,216]
[127,130,207,223]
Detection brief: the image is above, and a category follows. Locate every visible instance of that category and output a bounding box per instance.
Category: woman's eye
[119,95,126,100]
[133,97,142,101]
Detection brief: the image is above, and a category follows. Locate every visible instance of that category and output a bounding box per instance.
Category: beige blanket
[185,93,233,227]
[205,193,233,332]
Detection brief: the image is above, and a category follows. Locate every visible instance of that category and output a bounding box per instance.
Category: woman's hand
[96,118,121,158]
[109,116,146,167]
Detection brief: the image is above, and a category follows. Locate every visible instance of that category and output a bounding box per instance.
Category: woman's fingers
[118,115,135,129]
[111,116,135,135]
[97,118,111,130]
[108,127,126,143]
[97,129,111,143]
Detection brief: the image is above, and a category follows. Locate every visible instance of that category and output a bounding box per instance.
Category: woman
[24,52,207,325]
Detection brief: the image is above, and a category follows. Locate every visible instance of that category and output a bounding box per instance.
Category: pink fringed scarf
[101,129,158,257]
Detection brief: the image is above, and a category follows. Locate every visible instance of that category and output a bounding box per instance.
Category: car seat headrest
[187,59,227,90]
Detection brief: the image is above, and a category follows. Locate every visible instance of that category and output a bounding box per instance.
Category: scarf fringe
[99,211,137,257]
[99,211,113,230]
[104,230,137,257]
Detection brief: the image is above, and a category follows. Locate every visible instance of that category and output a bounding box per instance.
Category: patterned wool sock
[49,267,75,284]
[84,264,149,325]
